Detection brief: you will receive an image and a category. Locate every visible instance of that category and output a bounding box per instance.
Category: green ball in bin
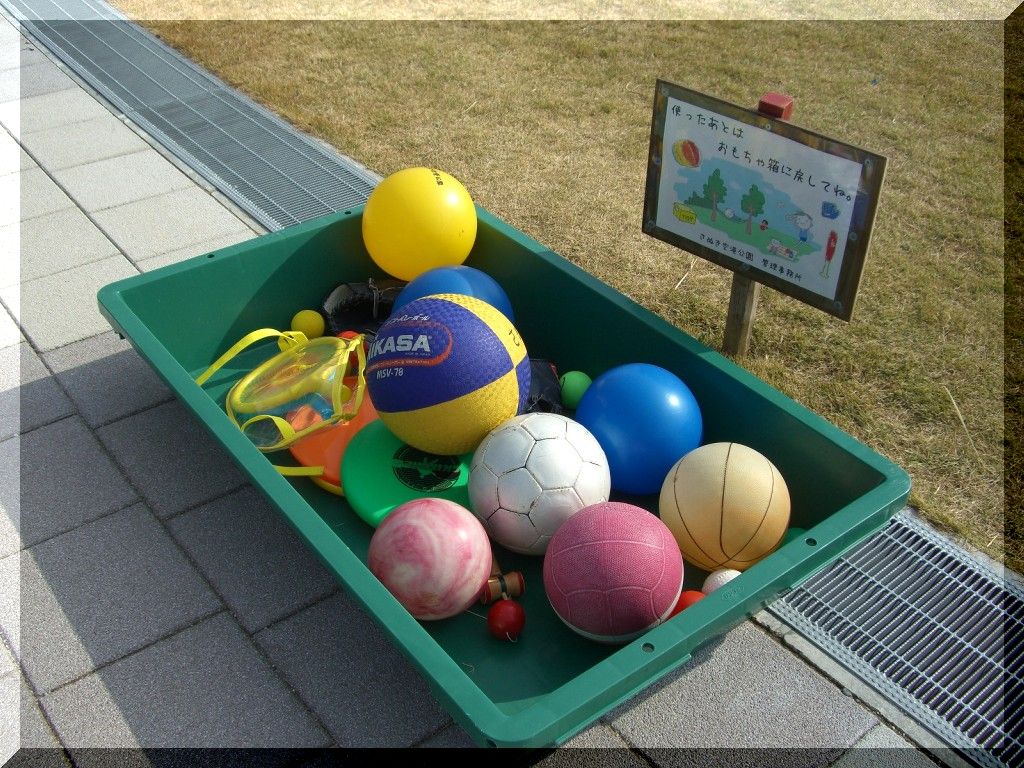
[559,371,592,410]
[340,420,473,528]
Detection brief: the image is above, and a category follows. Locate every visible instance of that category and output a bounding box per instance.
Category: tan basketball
[658,442,790,572]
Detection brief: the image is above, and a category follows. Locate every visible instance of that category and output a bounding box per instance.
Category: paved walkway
[0,14,943,763]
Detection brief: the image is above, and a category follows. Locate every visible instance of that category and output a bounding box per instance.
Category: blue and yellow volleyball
[366,293,530,456]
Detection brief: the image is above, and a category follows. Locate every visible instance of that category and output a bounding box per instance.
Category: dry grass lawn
[135,20,1009,569]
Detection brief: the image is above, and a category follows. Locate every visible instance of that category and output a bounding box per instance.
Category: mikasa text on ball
[361,167,478,281]
[366,293,530,456]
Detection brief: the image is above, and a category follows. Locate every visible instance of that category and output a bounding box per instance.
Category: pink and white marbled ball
[368,498,492,620]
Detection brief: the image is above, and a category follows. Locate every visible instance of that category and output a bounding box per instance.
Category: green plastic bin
[97,206,910,748]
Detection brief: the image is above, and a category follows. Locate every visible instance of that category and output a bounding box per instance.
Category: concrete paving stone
[19,416,138,547]
[0,129,19,176]
[0,671,17,762]
[0,636,13,678]
[829,726,936,768]
[136,230,259,273]
[2,254,138,351]
[560,724,638,750]
[416,722,479,748]
[18,167,76,222]
[17,61,77,100]
[96,399,248,519]
[4,87,114,138]
[0,60,75,105]
[4,206,120,288]
[41,612,331,747]
[91,186,254,262]
[608,622,877,766]
[0,343,17,440]
[255,591,450,747]
[0,437,18,558]
[19,503,222,693]
[0,25,18,71]
[168,485,337,633]
[53,150,193,213]
[0,171,15,226]
[0,342,75,440]
[21,680,64,750]
[0,306,21,348]
[20,114,149,171]
[42,330,172,428]
[0,551,19,657]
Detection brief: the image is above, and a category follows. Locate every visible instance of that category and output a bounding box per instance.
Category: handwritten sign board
[643,80,886,320]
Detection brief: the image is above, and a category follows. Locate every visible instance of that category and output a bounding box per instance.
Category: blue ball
[575,363,703,495]
[391,265,515,322]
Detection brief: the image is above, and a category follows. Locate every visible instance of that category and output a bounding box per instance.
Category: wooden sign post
[642,81,886,357]
[722,92,793,357]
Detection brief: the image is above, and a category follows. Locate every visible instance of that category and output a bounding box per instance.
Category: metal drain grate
[3,0,379,230]
[770,510,1020,768]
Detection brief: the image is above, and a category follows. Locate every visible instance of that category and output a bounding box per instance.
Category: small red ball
[487,599,526,641]
[669,590,706,618]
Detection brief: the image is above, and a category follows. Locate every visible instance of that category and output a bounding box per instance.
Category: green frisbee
[340,420,473,528]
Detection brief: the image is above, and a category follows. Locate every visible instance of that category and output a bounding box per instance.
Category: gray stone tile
[0,437,17,559]
[0,60,75,104]
[17,61,77,100]
[0,65,17,105]
[19,503,221,693]
[609,622,877,764]
[416,722,478,748]
[91,186,253,262]
[0,637,12,678]
[831,726,935,768]
[0,671,16,761]
[21,114,148,171]
[0,24,18,72]
[168,485,337,633]
[96,400,247,519]
[0,172,14,227]
[42,331,171,428]
[21,679,64,750]
[0,551,19,657]
[6,87,114,137]
[0,306,20,348]
[19,167,76,222]
[560,724,637,750]
[0,344,16,441]
[5,206,119,288]
[255,591,449,747]
[136,230,258,273]
[53,150,192,212]
[19,416,138,547]
[0,343,76,440]
[41,612,331,747]
[0,130,20,177]
[2,254,138,351]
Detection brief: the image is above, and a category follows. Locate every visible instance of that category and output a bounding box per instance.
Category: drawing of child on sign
[787,211,813,242]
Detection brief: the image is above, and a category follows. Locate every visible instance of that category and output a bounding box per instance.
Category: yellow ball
[659,442,790,572]
[283,310,325,349]
[361,167,478,281]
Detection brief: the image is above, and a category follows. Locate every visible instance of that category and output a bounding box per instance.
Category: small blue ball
[391,265,515,321]
[575,363,703,495]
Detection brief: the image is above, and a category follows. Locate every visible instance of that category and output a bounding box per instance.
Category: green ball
[559,370,592,410]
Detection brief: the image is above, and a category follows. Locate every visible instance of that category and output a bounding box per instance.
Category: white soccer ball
[468,412,611,555]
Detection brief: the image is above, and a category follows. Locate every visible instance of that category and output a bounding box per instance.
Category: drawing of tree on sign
[741,184,766,236]
[703,169,727,221]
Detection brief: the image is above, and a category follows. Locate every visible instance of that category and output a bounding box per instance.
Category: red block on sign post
[757,92,794,120]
